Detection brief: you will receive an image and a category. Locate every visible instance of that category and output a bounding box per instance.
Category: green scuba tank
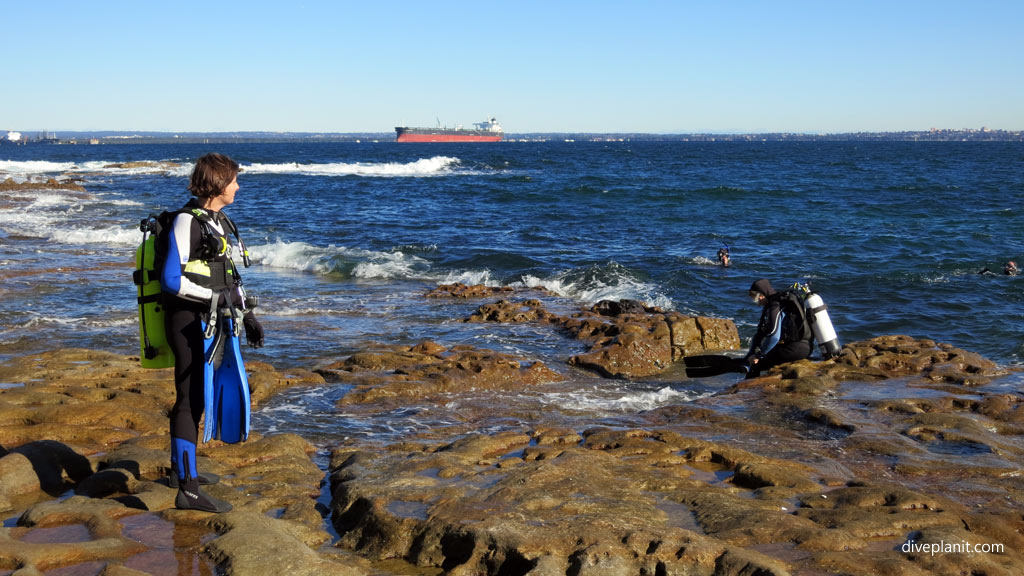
[134,216,174,369]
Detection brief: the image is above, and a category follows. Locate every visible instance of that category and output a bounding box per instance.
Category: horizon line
[5,127,1022,137]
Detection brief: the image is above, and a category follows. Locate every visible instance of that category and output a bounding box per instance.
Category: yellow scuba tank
[134,216,174,368]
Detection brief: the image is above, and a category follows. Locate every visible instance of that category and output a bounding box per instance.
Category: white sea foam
[242,156,461,177]
[15,314,132,330]
[56,225,139,247]
[541,386,708,413]
[1,158,464,179]
[249,240,336,273]
[0,159,189,177]
[250,241,675,310]
[352,258,419,279]
[102,198,145,207]
[272,306,351,316]
[84,317,136,328]
[0,160,80,174]
[515,264,674,309]
[250,240,430,279]
[0,187,139,247]
[440,269,499,286]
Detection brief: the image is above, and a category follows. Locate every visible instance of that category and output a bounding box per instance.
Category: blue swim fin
[201,318,219,443]
[213,317,251,444]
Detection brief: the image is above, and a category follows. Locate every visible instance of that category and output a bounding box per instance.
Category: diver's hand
[243,311,264,348]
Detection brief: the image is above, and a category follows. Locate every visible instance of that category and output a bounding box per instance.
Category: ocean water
[2,140,1023,443]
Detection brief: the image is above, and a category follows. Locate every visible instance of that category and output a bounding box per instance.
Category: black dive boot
[175,475,232,513]
[173,444,231,513]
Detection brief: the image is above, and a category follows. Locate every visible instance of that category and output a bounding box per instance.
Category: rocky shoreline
[2,285,1022,575]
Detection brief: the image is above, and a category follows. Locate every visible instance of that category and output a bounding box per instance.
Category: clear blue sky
[3,1,1022,133]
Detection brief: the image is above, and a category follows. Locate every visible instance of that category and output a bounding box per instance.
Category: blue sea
[2,140,1023,442]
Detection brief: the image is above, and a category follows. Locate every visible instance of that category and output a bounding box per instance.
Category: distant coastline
[2,128,1022,145]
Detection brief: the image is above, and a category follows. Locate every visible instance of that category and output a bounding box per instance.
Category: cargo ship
[395,117,503,143]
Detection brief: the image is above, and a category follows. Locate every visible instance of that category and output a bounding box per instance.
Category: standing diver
[743,279,812,379]
[162,153,264,512]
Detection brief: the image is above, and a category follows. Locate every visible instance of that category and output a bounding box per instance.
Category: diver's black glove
[243,311,264,348]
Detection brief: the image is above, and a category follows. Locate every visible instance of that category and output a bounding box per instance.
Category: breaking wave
[249,240,432,279]
[251,241,673,309]
[242,156,462,177]
[0,159,190,177]
[516,262,674,309]
[0,156,464,179]
[0,188,139,247]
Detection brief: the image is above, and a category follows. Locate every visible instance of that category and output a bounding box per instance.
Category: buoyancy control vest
[134,203,250,368]
[770,290,813,344]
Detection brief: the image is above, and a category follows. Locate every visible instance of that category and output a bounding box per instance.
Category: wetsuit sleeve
[747,306,784,360]
[161,213,214,303]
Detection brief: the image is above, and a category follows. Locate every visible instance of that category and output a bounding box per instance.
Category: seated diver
[743,279,813,379]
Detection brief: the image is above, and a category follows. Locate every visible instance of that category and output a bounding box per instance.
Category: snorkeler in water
[717,245,731,268]
[979,261,1019,276]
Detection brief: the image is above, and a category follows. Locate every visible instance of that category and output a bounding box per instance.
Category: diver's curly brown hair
[188,153,240,199]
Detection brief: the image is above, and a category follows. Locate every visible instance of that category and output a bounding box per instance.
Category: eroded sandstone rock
[460,290,742,379]
[0,349,367,575]
[329,429,798,576]
[425,282,516,299]
[0,177,86,192]
[320,342,562,405]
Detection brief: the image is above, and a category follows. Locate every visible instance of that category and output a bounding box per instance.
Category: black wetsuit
[161,200,243,454]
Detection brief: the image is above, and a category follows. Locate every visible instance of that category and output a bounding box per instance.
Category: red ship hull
[396,133,503,143]
[395,126,503,143]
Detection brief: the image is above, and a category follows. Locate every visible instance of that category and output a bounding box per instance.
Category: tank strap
[137,293,162,305]
[219,212,251,268]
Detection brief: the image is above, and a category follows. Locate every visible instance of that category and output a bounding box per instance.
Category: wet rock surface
[0,349,366,575]
[325,333,1024,575]
[458,292,742,379]
[0,177,86,193]
[425,282,517,299]
[3,329,1024,575]
[319,342,563,406]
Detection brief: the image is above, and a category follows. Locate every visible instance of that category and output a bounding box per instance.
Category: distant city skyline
[3,1,1022,134]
